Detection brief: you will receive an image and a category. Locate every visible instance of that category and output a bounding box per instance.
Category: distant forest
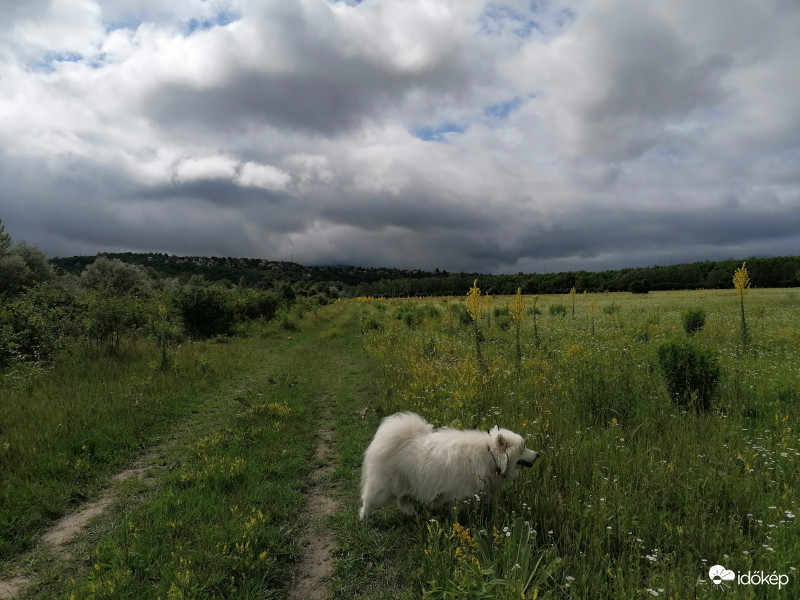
[51,253,800,298]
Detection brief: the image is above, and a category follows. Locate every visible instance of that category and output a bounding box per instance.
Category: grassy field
[2,288,799,599]
[344,287,800,599]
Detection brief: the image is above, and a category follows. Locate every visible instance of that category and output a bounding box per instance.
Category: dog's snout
[517,450,540,468]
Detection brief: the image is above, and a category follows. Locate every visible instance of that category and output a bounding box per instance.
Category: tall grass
[358,289,800,598]
[0,337,257,560]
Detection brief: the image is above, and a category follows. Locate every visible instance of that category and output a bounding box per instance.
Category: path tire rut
[289,394,340,600]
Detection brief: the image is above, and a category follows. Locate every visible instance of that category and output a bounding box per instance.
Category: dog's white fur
[359,412,539,520]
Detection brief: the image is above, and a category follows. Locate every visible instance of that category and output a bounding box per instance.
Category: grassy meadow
[341,286,800,599]
[1,286,798,599]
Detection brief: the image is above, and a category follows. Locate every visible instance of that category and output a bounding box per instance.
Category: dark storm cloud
[507,205,800,264]
[142,2,482,138]
[318,193,488,233]
[1,0,799,274]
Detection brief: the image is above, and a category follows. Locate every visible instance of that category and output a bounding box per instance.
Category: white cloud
[173,155,238,183]
[236,162,291,190]
[0,0,798,272]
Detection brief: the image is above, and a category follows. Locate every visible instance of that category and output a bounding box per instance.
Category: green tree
[0,242,56,297]
[0,218,11,255]
[174,285,234,338]
[80,256,148,294]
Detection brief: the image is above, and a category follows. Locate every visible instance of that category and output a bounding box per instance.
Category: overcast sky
[1,0,798,273]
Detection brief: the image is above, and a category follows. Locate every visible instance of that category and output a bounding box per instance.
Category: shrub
[0,243,56,297]
[495,314,512,330]
[681,308,706,336]
[1,284,80,364]
[83,288,145,354]
[174,286,234,338]
[493,306,510,317]
[80,256,148,295]
[656,338,720,412]
[449,303,472,326]
[548,304,567,317]
[232,290,281,322]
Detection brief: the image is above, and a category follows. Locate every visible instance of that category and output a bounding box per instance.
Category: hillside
[51,252,800,297]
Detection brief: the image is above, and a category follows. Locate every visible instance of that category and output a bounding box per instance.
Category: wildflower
[511,288,525,365]
[466,279,483,323]
[450,523,479,567]
[466,279,484,365]
[733,262,751,347]
[510,288,525,322]
[733,262,750,299]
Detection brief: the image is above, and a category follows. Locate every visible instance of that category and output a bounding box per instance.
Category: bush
[656,338,720,412]
[681,308,707,336]
[495,314,512,330]
[449,303,472,326]
[232,290,281,322]
[80,256,148,295]
[1,284,80,364]
[493,306,510,317]
[174,286,234,338]
[0,243,56,297]
[393,304,441,328]
[83,288,145,354]
[548,304,567,317]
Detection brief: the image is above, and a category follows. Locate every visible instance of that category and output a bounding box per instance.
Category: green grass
[352,289,800,598]
[0,338,255,561]
[6,302,387,599]
[3,291,799,599]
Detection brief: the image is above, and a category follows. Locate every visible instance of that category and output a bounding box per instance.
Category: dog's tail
[362,412,432,470]
[375,411,432,440]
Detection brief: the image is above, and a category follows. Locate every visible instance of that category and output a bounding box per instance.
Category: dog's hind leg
[396,495,415,515]
[359,486,392,521]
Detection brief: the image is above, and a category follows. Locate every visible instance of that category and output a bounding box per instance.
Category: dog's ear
[489,430,510,475]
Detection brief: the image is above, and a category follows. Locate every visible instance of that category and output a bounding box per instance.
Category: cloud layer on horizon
[1,0,799,273]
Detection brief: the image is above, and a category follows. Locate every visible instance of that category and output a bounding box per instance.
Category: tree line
[0,220,328,372]
[50,250,800,298]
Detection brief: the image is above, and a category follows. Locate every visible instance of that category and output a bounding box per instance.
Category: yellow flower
[733,262,750,299]
[451,523,480,567]
[466,279,483,323]
[510,288,525,322]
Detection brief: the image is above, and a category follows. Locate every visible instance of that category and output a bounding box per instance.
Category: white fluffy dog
[359,412,539,520]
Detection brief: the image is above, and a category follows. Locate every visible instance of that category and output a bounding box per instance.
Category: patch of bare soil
[0,451,161,599]
[289,398,340,600]
[0,577,31,599]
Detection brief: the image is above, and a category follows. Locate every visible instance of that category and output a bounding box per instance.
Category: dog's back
[362,412,432,469]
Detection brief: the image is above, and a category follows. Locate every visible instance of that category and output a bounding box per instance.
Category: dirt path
[0,451,162,598]
[289,394,340,600]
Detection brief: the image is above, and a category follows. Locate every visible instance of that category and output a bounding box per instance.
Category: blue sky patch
[485,97,524,120]
[412,122,467,142]
[185,10,239,35]
[30,51,83,73]
[481,3,543,38]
